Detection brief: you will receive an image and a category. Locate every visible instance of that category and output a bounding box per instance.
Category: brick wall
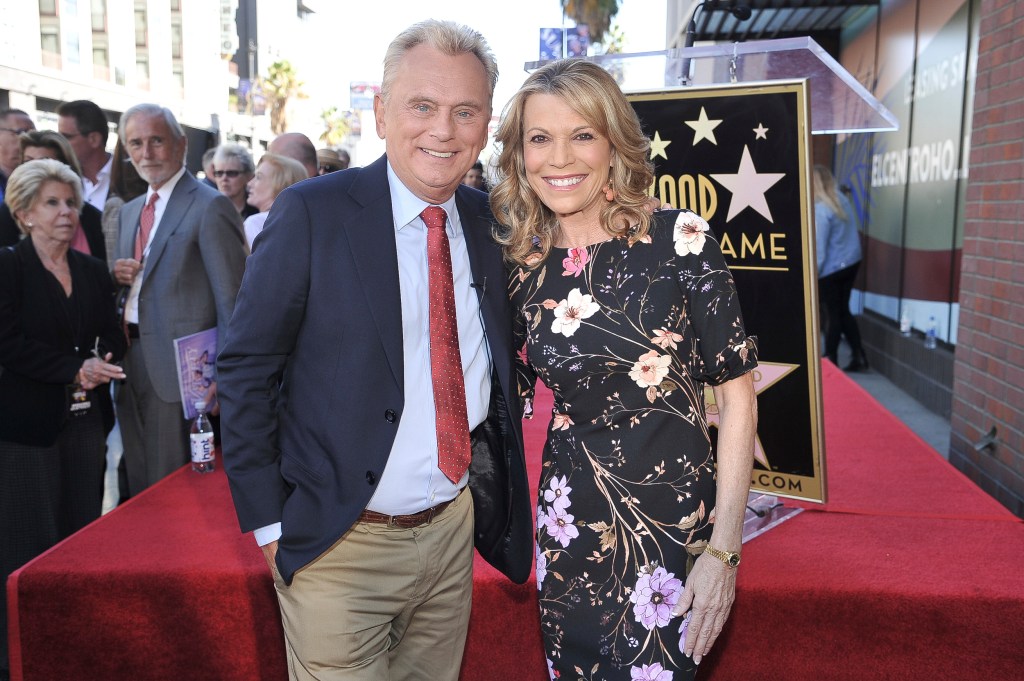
[952,0,1024,517]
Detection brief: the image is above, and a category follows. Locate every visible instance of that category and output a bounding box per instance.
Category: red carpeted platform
[8,363,1024,680]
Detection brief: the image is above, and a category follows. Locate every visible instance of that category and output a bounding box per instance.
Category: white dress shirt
[123,166,186,325]
[82,153,113,211]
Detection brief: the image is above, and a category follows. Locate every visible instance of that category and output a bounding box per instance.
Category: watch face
[727,553,741,567]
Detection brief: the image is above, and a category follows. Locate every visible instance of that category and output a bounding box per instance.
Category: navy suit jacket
[218,155,533,585]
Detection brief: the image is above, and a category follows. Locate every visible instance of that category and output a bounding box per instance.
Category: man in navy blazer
[218,20,532,680]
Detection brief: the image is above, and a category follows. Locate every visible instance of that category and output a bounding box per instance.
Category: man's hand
[113,258,142,286]
[261,540,279,574]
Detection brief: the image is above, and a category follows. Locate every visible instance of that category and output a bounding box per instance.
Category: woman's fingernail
[693,654,702,665]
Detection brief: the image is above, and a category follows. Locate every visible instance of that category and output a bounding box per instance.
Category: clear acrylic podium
[526,36,898,135]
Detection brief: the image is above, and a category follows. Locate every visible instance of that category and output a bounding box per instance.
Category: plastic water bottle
[899,309,912,336]
[924,316,938,349]
[190,400,216,473]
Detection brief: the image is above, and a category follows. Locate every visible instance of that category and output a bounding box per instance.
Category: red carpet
[9,362,1024,680]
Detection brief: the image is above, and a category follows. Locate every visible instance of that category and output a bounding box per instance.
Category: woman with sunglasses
[212,143,258,219]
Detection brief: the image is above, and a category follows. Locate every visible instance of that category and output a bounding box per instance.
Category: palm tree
[261,60,305,135]
[561,0,621,45]
[319,107,352,147]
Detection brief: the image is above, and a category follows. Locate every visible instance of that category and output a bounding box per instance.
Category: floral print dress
[510,210,757,681]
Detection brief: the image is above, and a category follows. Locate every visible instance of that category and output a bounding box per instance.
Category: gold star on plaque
[685,107,723,146]
[649,131,672,160]
[704,362,798,470]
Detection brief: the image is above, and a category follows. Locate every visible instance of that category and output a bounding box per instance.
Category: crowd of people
[1,18,764,681]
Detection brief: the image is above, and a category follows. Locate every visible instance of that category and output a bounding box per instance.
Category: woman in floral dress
[490,59,759,680]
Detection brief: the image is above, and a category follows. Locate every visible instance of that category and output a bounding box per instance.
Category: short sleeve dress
[509,210,758,681]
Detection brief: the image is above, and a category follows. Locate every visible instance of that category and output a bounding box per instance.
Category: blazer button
[384,409,396,423]
[366,471,376,485]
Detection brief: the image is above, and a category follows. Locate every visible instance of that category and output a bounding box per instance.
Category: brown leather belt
[357,490,461,528]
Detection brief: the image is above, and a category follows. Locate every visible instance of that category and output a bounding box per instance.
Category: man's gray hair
[380,20,498,105]
[118,104,185,145]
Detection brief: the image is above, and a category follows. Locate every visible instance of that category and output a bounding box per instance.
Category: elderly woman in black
[0,159,126,680]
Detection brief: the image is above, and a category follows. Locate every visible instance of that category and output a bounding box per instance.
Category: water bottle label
[190,432,215,463]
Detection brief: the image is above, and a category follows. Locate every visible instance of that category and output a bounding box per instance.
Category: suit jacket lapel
[456,188,512,387]
[341,156,404,389]
[143,172,197,286]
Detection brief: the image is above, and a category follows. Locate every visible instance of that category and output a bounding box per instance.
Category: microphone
[470,277,487,294]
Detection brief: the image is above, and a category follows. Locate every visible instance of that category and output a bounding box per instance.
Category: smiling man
[112,104,246,499]
[218,19,533,681]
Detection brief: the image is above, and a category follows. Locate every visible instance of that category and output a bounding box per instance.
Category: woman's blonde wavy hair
[490,59,655,266]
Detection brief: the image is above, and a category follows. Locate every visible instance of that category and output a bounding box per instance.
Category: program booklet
[173,327,217,420]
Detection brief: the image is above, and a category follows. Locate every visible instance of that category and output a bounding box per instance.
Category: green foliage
[319,106,351,146]
[561,0,621,44]
[261,60,306,134]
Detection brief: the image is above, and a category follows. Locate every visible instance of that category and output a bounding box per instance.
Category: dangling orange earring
[604,182,615,202]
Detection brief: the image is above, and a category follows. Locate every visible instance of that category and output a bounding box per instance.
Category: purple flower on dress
[541,505,579,548]
[631,662,674,681]
[544,475,572,511]
[677,610,693,656]
[536,543,548,590]
[629,566,682,630]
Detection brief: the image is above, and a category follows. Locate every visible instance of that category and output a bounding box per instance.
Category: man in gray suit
[112,104,246,496]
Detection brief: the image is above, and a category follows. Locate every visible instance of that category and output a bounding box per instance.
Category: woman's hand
[672,551,737,664]
[78,353,126,390]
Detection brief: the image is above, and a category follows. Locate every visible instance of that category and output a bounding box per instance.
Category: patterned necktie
[134,192,158,262]
[422,206,472,483]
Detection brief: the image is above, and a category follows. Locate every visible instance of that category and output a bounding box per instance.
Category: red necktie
[422,206,472,483]
[134,192,158,261]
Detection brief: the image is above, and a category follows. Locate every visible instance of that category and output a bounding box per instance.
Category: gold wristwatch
[704,543,741,568]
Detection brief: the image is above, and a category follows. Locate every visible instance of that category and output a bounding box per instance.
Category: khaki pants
[273,489,475,681]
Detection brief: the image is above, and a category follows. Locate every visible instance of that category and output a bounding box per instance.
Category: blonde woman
[813,164,866,371]
[242,152,307,250]
[493,59,758,680]
[1,159,126,679]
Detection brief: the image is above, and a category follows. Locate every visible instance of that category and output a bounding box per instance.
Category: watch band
[704,543,741,568]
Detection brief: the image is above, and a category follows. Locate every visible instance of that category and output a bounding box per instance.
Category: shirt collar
[146,165,187,204]
[386,161,460,237]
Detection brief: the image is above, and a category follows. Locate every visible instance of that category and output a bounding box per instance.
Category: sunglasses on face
[214,169,243,178]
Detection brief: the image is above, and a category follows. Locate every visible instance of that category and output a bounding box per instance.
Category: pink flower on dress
[673,210,710,256]
[562,247,589,277]
[551,288,600,337]
[629,350,672,388]
[631,663,674,681]
[629,565,682,630]
[541,506,579,548]
[651,328,683,350]
[552,412,574,431]
[544,475,572,511]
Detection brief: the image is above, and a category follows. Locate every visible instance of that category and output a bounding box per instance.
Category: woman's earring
[604,182,615,202]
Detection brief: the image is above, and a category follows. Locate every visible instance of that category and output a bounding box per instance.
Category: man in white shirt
[58,100,113,211]
[112,103,246,497]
